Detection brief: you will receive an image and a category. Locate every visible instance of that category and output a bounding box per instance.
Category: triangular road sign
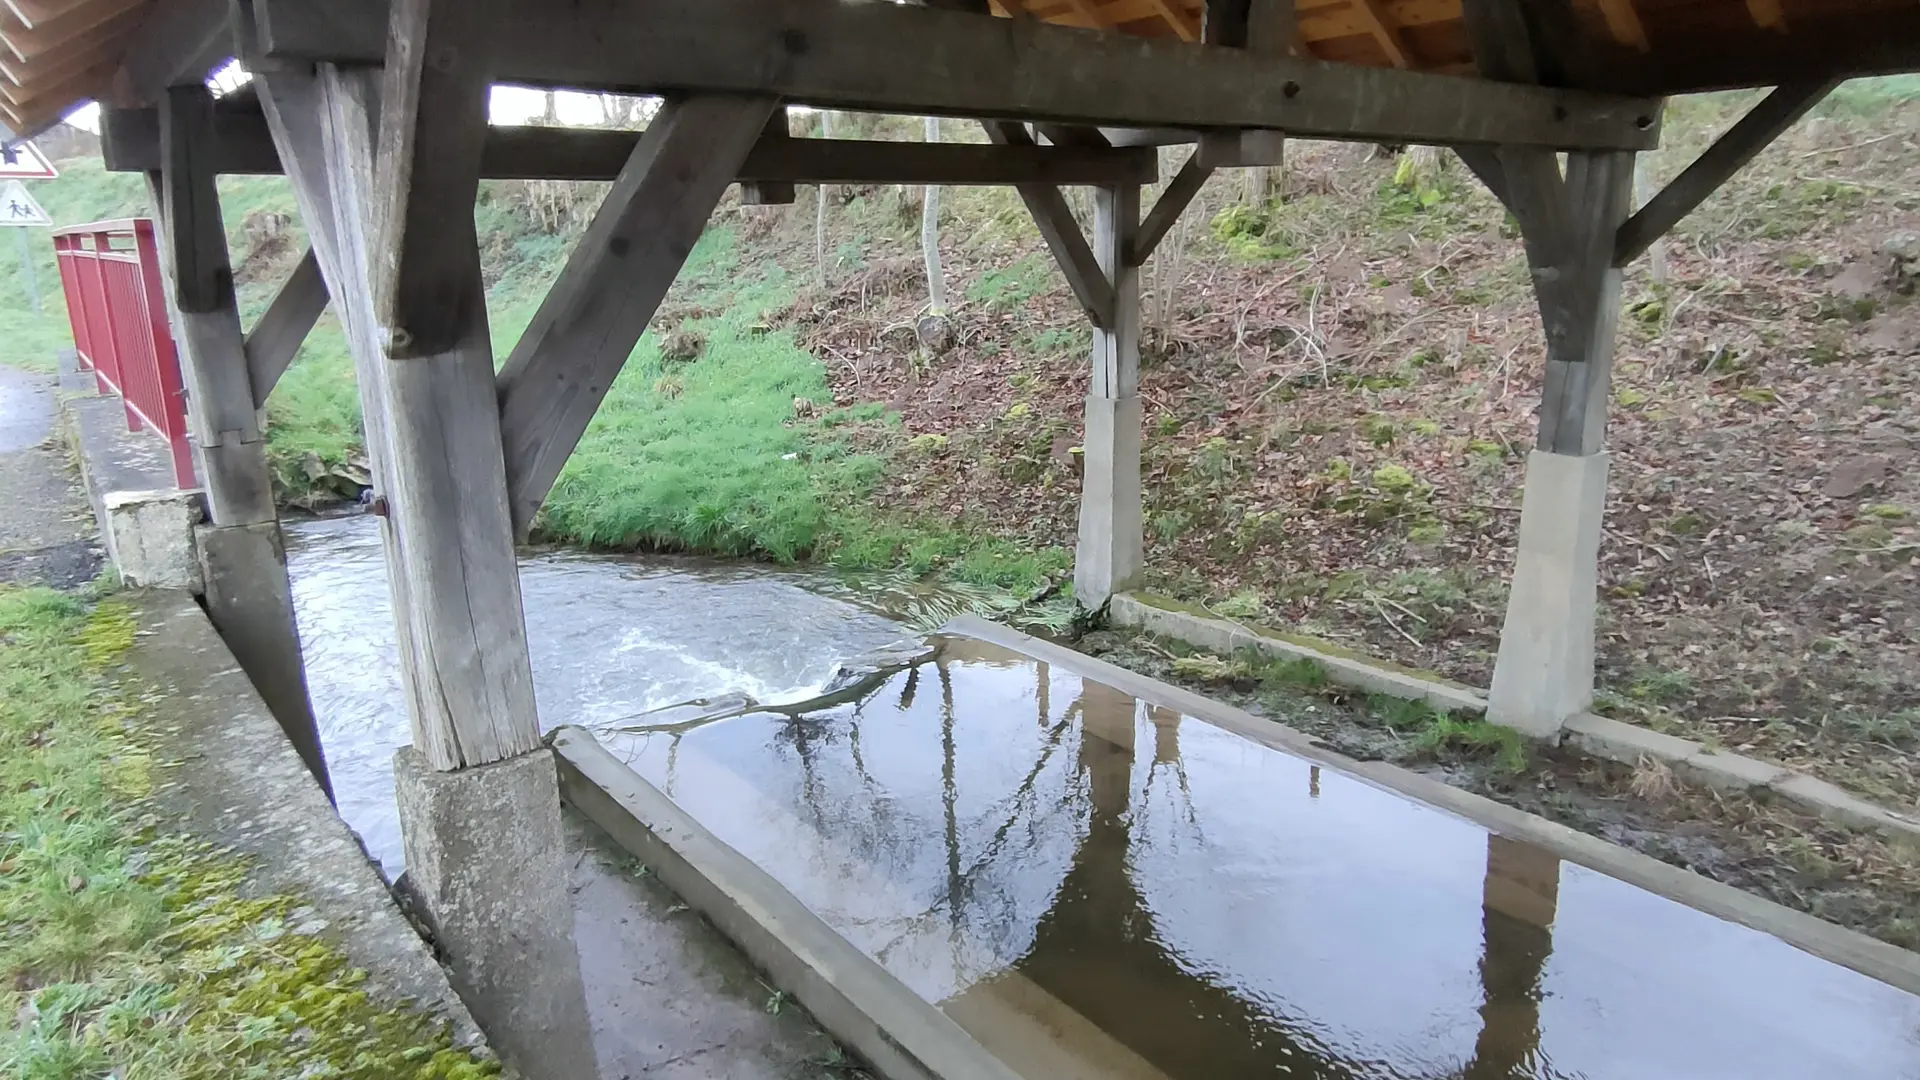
[0,180,51,226]
[0,140,56,179]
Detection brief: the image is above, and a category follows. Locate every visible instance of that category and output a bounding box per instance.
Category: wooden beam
[249,0,1661,150]
[116,0,232,104]
[156,84,277,527]
[160,83,226,314]
[739,107,796,205]
[1453,145,1509,211]
[1613,78,1835,267]
[1745,0,1785,32]
[372,0,496,358]
[244,246,327,407]
[100,103,1160,185]
[1194,128,1285,168]
[496,94,775,537]
[1349,0,1410,68]
[1242,0,1296,54]
[984,121,1115,328]
[310,58,543,771]
[1593,0,1649,52]
[1127,150,1209,266]
[1146,0,1200,42]
[1537,150,1633,456]
[1460,0,1540,84]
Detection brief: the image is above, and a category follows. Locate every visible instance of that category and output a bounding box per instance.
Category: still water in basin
[285,515,912,873]
[597,636,1920,1080]
[288,515,1920,1079]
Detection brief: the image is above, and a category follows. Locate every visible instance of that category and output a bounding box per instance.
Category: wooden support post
[1486,149,1634,738]
[155,82,331,801]
[1613,78,1835,267]
[1075,183,1143,609]
[244,247,328,407]
[310,45,541,771]
[497,94,777,535]
[159,84,276,527]
[983,121,1115,328]
[260,66,598,1077]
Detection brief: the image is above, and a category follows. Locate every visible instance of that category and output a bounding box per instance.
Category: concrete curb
[944,613,1920,997]
[1109,590,1920,855]
[123,590,494,1059]
[550,726,1026,1080]
[1108,591,1487,714]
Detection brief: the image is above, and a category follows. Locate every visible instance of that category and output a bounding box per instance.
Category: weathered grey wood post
[155,83,332,799]
[251,2,595,1071]
[1485,149,1634,737]
[1075,183,1145,608]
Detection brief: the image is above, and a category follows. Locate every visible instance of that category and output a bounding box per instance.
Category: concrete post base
[196,521,331,799]
[1074,394,1144,609]
[394,746,597,1080]
[103,489,203,589]
[1487,450,1609,738]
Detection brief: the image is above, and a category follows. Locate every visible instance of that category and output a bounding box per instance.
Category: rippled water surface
[286,515,911,872]
[289,516,1920,1080]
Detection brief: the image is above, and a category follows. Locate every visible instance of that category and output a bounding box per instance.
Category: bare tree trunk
[922,116,947,316]
[815,110,835,287]
[1635,155,1668,286]
[539,89,559,126]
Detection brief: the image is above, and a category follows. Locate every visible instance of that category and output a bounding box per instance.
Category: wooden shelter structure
[5,0,1916,1072]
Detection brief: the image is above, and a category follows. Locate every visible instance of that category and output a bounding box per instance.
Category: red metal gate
[52,218,196,489]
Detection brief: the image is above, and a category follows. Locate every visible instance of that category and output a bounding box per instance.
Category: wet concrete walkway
[0,362,99,588]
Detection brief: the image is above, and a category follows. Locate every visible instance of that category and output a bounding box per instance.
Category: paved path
[0,362,100,588]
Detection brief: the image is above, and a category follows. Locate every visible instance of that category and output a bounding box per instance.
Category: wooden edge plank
[983,120,1116,328]
[244,246,328,407]
[1613,78,1836,266]
[1127,150,1210,266]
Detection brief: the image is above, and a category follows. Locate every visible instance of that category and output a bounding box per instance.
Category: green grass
[0,587,494,1079]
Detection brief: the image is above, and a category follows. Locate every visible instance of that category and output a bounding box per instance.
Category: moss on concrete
[0,587,496,1080]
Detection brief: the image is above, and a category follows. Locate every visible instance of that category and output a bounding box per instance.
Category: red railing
[52,219,196,489]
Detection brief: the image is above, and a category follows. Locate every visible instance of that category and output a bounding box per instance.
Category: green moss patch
[0,588,495,1080]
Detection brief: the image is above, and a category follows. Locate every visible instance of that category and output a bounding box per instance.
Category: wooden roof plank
[1593,0,1649,51]
[1744,0,1785,32]
[1145,0,1201,41]
[0,0,141,62]
[1349,0,1412,66]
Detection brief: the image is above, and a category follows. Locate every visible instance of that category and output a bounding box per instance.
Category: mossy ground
[0,586,495,1079]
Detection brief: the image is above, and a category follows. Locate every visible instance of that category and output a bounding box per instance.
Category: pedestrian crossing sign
[0,180,51,226]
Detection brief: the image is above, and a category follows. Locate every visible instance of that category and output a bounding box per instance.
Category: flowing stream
[285,514,915,875]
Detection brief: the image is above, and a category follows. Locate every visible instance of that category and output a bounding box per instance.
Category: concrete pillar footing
[1074,394,1144,610]
[394,746,597,1080]
[1487,449,1609,739]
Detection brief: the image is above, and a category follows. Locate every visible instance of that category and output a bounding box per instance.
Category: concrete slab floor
[566,812,858,1080]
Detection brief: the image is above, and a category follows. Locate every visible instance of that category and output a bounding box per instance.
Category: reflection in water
[287,517,1920,1079]
[599,637,1920,1080]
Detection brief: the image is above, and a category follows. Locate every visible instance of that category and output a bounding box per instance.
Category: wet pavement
[0,362,100,588]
